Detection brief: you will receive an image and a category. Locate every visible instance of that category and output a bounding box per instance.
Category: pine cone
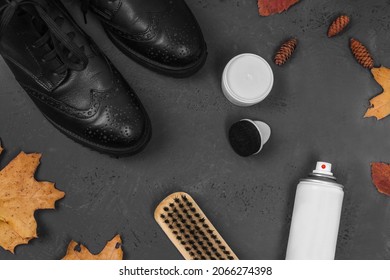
[274,38,298,66]
[350,38,374,69]
[327,15,350,37]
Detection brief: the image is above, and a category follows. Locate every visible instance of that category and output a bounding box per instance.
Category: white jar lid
[222,53,274,106]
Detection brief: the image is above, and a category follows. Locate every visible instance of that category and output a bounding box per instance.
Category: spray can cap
[313,162,333,176]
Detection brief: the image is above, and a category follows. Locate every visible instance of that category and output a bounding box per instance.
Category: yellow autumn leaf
[62,235,123,260]
[365,66,390,120]
[0,142,65,253]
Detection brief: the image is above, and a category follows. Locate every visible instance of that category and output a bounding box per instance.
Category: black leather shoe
[81,0,207,77]
[0,0,151,156]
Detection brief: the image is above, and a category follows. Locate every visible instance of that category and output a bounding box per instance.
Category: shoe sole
[104,26,208,78]
[44,113,152,157]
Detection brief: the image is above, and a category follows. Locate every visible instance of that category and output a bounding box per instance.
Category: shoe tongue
[17,4,49,37]
[23,3,89,76]
[30,13,48,36]
[21,5,66,70]
[17,2,39,16]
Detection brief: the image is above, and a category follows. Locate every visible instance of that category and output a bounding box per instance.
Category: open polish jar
[222,53,274,106]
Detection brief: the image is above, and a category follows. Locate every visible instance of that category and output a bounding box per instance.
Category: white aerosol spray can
[286,161,344,260]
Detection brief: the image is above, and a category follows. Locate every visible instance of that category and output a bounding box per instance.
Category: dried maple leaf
[0,142,65,253]
[371,162,390,196]
[62,235,123,260]
[365,66,390,120]
[258,0,300,16]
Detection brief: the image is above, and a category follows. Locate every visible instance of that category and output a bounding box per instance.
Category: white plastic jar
[222,53,274,106]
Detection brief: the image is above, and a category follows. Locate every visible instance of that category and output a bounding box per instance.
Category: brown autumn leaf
[258,0,300,16]
[365,66,390,120]
[0,142,65,253]
[371,162,390,196]
[62,235,123,260]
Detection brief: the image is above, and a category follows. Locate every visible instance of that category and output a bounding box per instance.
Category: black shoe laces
[0,0,89,74]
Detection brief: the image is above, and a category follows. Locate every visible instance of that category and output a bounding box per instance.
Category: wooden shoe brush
[154,192,238,260]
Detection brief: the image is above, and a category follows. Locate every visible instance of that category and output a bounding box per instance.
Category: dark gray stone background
[0,0,390,260]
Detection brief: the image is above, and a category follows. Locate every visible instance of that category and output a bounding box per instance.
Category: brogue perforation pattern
[106,12,160,42]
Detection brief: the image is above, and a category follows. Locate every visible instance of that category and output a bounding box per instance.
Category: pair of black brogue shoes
[0,0,207,155]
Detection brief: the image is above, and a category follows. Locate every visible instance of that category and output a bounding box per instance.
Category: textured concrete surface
[1,0,390,260]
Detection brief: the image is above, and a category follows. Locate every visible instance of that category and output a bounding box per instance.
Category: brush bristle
[229,120,262,157]
[157,194,235,260]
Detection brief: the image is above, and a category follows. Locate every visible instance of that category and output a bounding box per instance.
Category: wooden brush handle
[155,192,238,260]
